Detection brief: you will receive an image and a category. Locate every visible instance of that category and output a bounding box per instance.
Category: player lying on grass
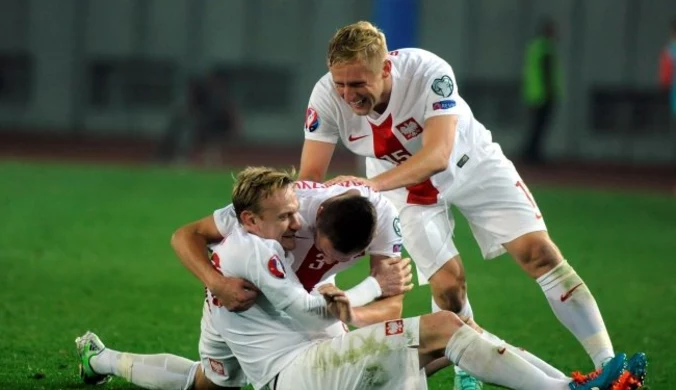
[76,166,414,389]
[77,166,644,390]
[298,20,647,389]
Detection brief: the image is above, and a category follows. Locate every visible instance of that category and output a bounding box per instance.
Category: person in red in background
[659,18,676,166]
[659,18,676,117]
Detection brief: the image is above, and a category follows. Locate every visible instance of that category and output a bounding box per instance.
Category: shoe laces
[571,367,602,384]
[610,371,643,390]
[459,374,481,390]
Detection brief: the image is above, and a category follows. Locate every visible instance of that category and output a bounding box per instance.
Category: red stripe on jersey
[208,253,222,308]
[405,181,440,205]
[295,245,337,292]
[369,115,440,205]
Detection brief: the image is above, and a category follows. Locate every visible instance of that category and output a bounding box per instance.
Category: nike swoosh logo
[348,134,370,142]
[560,283,584,302]
[497,347,506,355]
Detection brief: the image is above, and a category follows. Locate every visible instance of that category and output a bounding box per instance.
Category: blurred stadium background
[1,0,676,169]
[1,0,675,389]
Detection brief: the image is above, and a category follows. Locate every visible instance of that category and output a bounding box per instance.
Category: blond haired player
[297,21,647,389]
[78,167,634,390]
[75,168,413,389]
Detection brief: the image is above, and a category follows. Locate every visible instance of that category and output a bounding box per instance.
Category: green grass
[1,161,674,389]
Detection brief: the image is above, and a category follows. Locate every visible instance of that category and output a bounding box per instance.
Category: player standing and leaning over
[297,21,647,389]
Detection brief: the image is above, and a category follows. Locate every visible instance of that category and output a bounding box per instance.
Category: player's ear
[240,210,256,228]
[381,59,391,79]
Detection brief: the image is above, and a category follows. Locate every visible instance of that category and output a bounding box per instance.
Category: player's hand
[210,275,260,312]
[318,284,354,324]
[324,175,378,191]
[371,257,414,296]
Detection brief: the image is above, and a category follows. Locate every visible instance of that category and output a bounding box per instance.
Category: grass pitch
[1,161,673,389]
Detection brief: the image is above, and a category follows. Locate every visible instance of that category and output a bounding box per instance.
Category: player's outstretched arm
[298,139,336,182]
[171,216,259,312]
[336,254,411,327]
[280,284,351,329]
[368,115,458,192]
[350,294,404,328]
[335,254,411,307]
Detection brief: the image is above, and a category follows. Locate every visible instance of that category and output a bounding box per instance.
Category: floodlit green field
[1,161,673,389]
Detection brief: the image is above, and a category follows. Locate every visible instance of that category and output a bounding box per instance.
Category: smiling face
[231,167,299,251]
[326,21,392,115]
[329,59,391,115]
[241,185,301,251]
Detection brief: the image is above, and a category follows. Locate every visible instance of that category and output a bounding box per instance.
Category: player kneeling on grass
[77,167,645,390]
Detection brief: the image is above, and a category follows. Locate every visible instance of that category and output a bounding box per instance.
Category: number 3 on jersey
[295,246,337,292]
[308,253,326,270]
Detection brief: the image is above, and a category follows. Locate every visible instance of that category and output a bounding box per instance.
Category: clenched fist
[318,284,354,324]
[371,257,414,296]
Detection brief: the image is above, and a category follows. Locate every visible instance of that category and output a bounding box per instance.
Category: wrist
[370,178,383,192]
[344,276,382,307]
[205,271,229,290]
[348,308,367,328]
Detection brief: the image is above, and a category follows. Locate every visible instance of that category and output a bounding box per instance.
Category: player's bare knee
[419,311,464,358]
[434,310,465,329]
[521,239,562,278]
[435,284,466,313]
[430,257,467,313]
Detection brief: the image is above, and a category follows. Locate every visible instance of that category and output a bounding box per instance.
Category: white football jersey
[304,48,495,206]
[213,182,402,292]
[206,226,332,390]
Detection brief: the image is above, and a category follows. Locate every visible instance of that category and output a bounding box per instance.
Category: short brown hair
[316,193,377,254]
[327,21,388,72]
[232,166,296,222]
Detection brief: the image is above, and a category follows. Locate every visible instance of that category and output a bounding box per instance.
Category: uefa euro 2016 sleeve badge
[431,75,454,98]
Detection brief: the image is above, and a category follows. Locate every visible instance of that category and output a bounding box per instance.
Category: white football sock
[433,293,476,378]
[481,330,568,379]
[445,325,571,390]
[537,260,615,368]
[91,348,198,390]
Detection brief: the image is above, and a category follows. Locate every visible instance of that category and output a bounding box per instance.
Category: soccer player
[207,178,413,306]
[78,166,638,390]
[171,179,412,316]
[296,21,647,388]
[76,167,413,389]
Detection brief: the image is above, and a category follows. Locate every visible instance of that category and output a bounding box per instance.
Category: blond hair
[327,21,388,72]
[232,166,296,222]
